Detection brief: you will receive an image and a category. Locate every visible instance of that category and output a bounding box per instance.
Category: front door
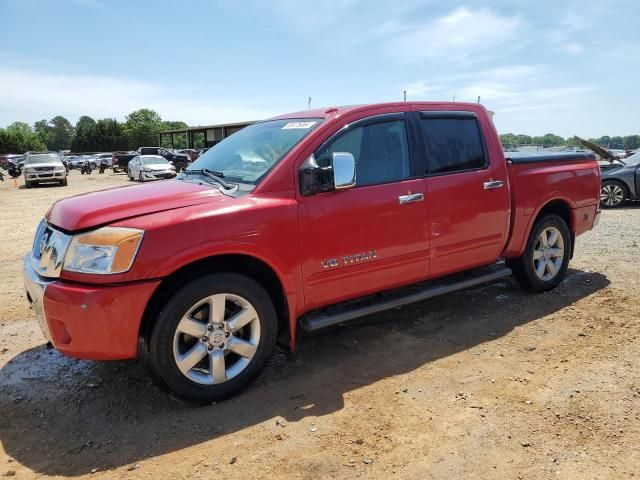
[297,113,429,310]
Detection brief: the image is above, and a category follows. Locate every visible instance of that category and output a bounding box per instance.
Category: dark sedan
[600,152,640,207]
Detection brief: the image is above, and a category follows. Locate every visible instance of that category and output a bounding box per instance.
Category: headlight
[24,167,35,173]
[63,227,144,274]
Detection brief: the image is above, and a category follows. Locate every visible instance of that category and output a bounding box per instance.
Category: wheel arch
[505,197,575,259]
[530,199,575,259]
[138,253,292,356]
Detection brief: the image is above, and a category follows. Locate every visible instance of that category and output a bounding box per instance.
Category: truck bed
[503,151,601,258]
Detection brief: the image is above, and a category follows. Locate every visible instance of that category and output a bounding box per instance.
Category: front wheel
[507,214,571,293]
[138,172,144,182]
[149,273,278,403]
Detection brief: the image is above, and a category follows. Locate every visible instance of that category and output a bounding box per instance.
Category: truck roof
[270,102,486,121]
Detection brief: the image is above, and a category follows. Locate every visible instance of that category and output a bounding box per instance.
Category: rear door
[415,110,510,277]
[297,112,430,310]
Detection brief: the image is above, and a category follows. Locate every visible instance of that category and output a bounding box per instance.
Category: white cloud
[387,7,522,63]
[0,68,275,127]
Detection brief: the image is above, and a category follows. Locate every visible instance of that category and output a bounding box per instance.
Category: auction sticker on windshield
[282,121,317,129]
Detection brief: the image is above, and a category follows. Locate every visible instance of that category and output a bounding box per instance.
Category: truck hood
[46,180,224,231]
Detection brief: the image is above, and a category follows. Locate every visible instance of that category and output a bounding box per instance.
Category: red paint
[37,102,600,359]
[42,279,160,359]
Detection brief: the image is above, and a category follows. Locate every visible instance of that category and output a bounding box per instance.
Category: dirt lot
[0,171,638,479]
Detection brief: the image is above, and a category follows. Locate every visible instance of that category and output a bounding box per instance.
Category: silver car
[23,153,67,188]
[127,155,176,182]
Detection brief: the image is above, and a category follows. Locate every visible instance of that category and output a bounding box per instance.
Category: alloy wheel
[600,184,624,207]
[172,293,260,385]
[532,226,565,281]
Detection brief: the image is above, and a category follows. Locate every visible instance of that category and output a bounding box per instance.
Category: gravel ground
[0,171,639,479]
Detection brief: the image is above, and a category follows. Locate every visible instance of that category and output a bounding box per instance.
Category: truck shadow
[0,268,609,476]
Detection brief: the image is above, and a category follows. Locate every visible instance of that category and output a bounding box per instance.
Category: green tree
[95,118,128,151]
[48,116,74,151]
[5,122,46,152]
[123,108,163,149]
[33,119,52,148]
[70,116,97,152]
[623,135,640,150]
[0,129,21,153]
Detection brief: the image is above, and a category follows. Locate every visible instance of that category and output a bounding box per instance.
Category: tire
[175,162,187,173]
[600,180,628,208]
[138,172,144,182]
[149,273,278,403]
[61,178,68,186]
[25,180,32,189]
[128,169,134,181]
[507,214,571,293]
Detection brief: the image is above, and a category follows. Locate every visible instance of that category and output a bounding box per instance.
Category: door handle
[398,193,424,204]
[483,180,504,190]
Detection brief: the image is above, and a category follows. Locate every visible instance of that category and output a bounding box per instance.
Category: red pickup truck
[24,102,601,403]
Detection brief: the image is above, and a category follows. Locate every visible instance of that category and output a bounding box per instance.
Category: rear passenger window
[419,117,486,174]
[316,120,410,187]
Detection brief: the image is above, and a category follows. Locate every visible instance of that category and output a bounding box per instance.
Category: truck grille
[34,166,55,172]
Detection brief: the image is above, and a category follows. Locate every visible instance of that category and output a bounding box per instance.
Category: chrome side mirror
[332,152,356,190]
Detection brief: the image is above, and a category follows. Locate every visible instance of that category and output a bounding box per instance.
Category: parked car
[599,152,640,207]
[23,102,600,403]
[126,155,177,181]
[23,153,67,187]
[94,153,113,167]
[178,149,201,161]
[113,147,190,173]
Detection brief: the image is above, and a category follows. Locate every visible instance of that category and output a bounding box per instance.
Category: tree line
[2,109,639,154]
[0,109,189,154]
[500,132,640,150]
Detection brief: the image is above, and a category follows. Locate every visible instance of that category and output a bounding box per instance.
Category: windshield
[142,156,169,165]
[187,118,323,184]
[26,154,60,164]
[623,152,640,166]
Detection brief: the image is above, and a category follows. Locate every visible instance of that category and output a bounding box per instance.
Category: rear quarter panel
[503,159,600,257]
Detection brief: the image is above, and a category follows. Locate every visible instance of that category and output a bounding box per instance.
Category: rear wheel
[600,181,627,208]
[149,273,277,403]
[507,214,571,292]
[128,168,134,181]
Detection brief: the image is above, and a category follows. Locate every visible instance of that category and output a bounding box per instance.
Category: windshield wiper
[183,168,237,190]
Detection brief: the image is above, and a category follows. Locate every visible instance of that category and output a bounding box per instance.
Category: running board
[300,264,512,332]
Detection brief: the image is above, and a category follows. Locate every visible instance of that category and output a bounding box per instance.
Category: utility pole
[477,96,481,104]
[403,90,407,102]
[308,97,311,110]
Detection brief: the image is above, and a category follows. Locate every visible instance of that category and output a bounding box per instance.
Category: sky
[0,0,638,137]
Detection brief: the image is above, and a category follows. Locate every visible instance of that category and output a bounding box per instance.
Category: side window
[419,117,486,174]
[316,119,410,187]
